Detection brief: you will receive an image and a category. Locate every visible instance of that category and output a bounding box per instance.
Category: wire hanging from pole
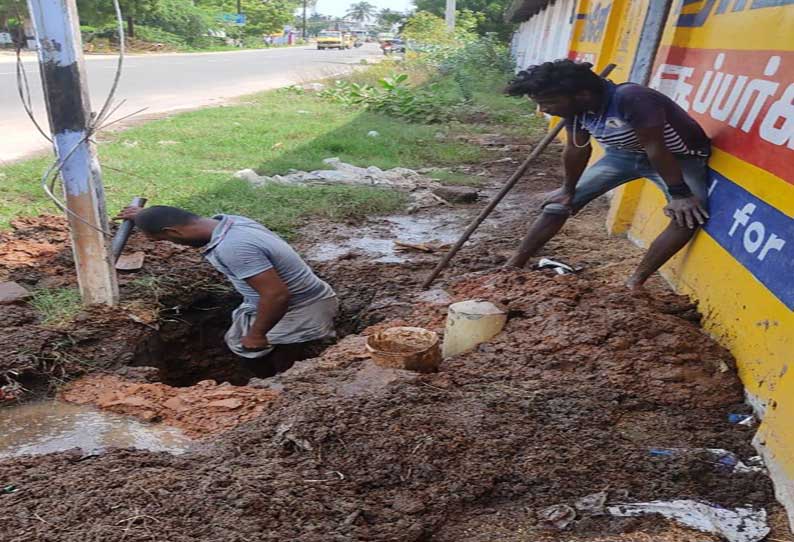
[19,0,149,237]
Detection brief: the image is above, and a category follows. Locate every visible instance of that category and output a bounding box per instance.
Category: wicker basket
[365,326,441,373]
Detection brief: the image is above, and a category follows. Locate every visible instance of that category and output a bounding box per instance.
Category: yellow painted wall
[567,0,652,231]
[555,0,794,524]
[597,0,794,525]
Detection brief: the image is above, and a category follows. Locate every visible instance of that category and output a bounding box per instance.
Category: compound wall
[512,0,794,525]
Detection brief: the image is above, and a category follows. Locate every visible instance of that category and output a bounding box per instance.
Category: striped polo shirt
[569,80,710,157]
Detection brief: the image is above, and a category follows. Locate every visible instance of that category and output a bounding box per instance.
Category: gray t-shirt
[202,215,334,309]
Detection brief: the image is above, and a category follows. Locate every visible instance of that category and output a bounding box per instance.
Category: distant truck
[317,30,353,50]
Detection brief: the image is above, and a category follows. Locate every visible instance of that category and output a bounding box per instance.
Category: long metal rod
[111,196,146,262]
[421,63,617,290]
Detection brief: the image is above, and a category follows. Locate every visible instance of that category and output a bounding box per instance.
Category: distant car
[317,30,351,50]
[380,37,405,55]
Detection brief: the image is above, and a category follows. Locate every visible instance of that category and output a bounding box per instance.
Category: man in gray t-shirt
[116,205,337,374]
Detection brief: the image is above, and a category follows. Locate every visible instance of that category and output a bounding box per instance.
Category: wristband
[668,183,693,198]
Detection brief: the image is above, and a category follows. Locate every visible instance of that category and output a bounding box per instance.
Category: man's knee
[542,203,573,217]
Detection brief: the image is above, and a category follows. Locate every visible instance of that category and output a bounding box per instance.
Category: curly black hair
[505,59,603,98]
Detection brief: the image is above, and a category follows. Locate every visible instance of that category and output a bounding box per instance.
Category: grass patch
[29,288,82,326]
[0,91,484,236]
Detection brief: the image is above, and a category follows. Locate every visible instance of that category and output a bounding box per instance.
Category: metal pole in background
[27,0,118,305]
[302,0,308,39]
[445,0,456,31]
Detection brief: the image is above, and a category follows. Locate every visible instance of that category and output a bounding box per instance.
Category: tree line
[1,0,514,47]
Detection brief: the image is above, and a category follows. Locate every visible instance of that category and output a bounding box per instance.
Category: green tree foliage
[140,0,211,44]
[412,0,514,40]
[401,11,453,45]
[0,0,27,29]
[76,0,159,37]
[241,0,299,35]
[198,0,299,36]
[296,0,318,37]
[345,1,376,22]
[376,8,404,30]
[401,10,478,46]
[297,12,334,37]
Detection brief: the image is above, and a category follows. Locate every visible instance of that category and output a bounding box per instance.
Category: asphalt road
[0,44,380,163]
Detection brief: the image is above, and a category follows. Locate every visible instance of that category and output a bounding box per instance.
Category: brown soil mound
[0,267,773,541]
[0,137,782,540]
[60,375,279,438]
[0,214,229,396]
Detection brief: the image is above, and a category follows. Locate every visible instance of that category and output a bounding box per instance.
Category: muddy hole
[130,293,250,387]
[130,292,336,386]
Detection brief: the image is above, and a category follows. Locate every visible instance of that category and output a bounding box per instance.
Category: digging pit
[1,149,790,540]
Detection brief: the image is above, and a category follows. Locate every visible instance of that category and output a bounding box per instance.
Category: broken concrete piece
[233,169,263,183]
[234,158,449,211]
[0,282,32,305]
[431,186,479,203]
[115,251,145,271]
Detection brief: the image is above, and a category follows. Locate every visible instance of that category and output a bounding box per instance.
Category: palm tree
[377,8,404,29]
[345,1,376,22]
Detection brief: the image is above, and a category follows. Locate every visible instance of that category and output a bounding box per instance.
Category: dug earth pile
[0,138,783,540]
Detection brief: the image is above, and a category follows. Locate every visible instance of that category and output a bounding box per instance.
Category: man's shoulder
[213,227,268,257]
[614,83,668,104]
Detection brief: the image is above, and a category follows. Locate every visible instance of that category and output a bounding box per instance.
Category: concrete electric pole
[27,0,119,306]
[445,0,456,31]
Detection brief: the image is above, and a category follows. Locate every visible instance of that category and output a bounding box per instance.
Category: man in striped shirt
[504,59,711,290]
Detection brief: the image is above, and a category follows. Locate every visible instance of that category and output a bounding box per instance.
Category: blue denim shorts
[568,149,710,213]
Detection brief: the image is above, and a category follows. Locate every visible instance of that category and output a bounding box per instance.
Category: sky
[314,0,415,18]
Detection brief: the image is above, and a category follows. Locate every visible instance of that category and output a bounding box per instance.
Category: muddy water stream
[0,401,193,458]
[308,214,464,263]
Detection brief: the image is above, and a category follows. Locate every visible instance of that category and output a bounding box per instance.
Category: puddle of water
[309,214,463,264]
[384,215,460,244]
[0,401,193,459]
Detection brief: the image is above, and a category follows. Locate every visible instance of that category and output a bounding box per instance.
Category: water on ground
[0,400,193,458]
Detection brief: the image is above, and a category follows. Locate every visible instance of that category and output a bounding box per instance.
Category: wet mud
[0,138,785,540]
[0,400,192,458]
[59,375,279,438]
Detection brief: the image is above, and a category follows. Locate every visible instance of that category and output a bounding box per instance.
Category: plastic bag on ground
[607,500,769,542]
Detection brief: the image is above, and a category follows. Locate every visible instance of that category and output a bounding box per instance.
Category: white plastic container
[442,300,507,358]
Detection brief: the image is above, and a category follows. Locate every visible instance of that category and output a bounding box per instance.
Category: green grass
[29,288,82,326]
[0,91,485,237]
